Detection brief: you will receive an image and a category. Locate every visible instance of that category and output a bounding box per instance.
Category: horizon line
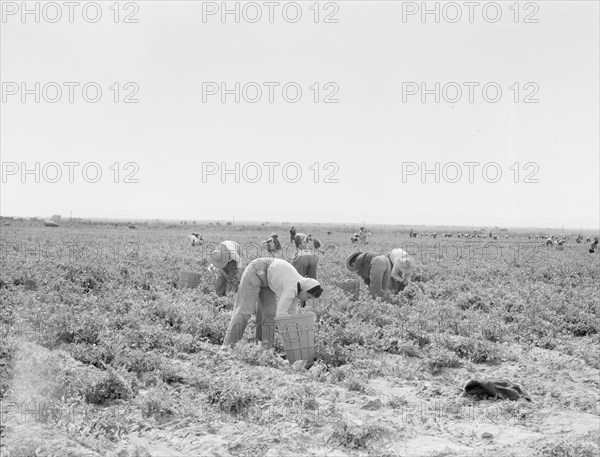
[1,215,598,233]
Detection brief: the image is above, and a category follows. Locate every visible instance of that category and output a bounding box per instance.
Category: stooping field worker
[387,248,417,292]
[291,234,318,279]
[346,251,391,298]
[307,235,321,251]
[264,233,282,256]
[210,240,243,297]
[222,258,324,347]
[188,233,203,246]
[291,233,318,307]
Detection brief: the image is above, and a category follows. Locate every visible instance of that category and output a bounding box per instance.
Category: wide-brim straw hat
[210,245,242,269]
[346,252,362,272]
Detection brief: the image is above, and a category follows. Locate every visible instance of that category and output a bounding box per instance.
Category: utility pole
[233,216,235,226]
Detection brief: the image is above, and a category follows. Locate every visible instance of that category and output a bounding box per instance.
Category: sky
[1,1,599,229]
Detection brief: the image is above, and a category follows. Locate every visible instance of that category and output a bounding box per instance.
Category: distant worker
[590,238,599,253]
[210,241,243,297]
[188,233,203,246]
[222,258,323,347]
[306,234,321,251]
[289,226,296,243]
[351,233,360,244]
[546,237,553,248]
[358,227,369,244]
[346,251,391,298]
[264,233,282,255]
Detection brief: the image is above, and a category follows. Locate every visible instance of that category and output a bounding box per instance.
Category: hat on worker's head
[298,277,323,298]
[270,232,278,238]
[346,252,362,272]
[210,243,242,269]
[294,233,308,247]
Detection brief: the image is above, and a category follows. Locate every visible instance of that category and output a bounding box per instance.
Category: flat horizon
[1,214,597,233]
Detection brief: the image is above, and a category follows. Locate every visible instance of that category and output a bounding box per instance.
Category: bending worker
[222,258,323,347]
[210,240,243,297]
[291,233,318,307]
[346,251,391,297]
[387,248,416,292]
[291,233,318,279]
[264,233,282,255]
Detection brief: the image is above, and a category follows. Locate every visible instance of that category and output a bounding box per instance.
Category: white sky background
[1,1,598,229]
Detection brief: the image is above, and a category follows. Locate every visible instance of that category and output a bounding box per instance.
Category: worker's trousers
[223,258,279,347]
[215,269,239,297]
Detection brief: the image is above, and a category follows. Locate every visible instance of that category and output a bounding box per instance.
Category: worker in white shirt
[222,258,323,347]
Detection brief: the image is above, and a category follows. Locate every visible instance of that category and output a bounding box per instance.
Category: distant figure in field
[590,238,599,253]
[188,233,203,246]
[358,227,369,244]
[546,237,553,248]
[409,229,414,238]
[387,248,417,292]
[327,231,333,235]
[346,251,390,298]
[264,233,282,255]
[556,240,565,251]
[210,241,243,297]
[307,234,321,251]
[351,233,360,244]
[289,226,296,243]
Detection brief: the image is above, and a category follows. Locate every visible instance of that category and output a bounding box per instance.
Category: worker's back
[266,259,303,297]
[291,250,318,279]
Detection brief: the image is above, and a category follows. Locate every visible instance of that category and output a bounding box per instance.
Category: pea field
[1,221,599,457]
